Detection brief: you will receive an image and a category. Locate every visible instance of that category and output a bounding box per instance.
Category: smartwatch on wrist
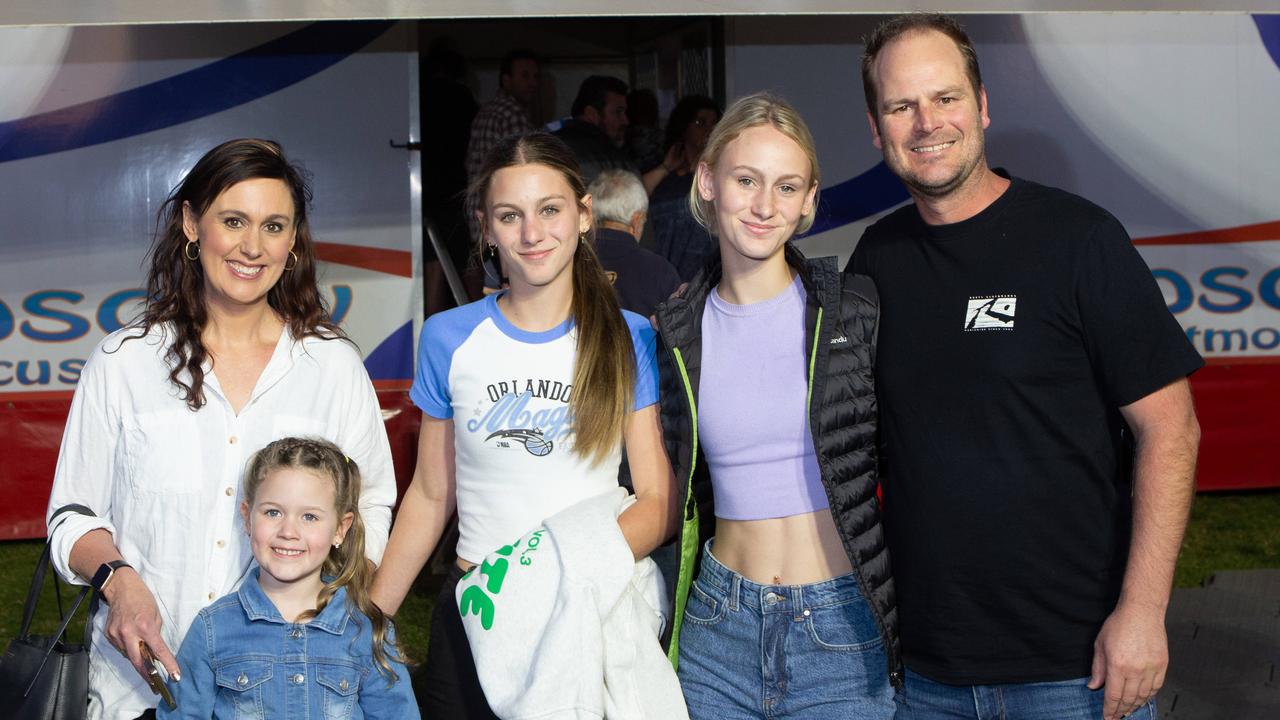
[91,559,132,599]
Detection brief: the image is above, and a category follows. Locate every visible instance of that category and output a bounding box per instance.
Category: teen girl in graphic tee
[410,290,658,565]
[371,132,678,720]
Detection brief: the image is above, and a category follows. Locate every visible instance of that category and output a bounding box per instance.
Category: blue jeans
[677,541,895,719]
[894,667,1158,719]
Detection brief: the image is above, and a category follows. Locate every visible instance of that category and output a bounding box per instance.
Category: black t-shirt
[847,173,1203,684]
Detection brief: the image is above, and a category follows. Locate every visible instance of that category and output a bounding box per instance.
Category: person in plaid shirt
[466,49,540,182]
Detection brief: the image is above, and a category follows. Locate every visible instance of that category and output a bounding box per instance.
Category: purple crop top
[698,275,829,520]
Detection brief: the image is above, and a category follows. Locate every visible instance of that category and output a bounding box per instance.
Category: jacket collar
[495,87,527,108]
[595,226,639,246]
[237,568,351,635]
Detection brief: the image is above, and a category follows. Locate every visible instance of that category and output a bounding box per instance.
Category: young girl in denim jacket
[160,438,419,719]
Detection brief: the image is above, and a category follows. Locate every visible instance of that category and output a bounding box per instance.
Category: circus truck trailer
[1,12,1276,538]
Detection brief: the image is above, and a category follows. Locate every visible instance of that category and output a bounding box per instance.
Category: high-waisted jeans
[677,540,895,719]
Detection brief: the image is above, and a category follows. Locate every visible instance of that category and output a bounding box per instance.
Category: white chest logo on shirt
[965,295,1017,331]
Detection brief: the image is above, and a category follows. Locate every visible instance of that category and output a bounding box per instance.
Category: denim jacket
[160,569,419,720]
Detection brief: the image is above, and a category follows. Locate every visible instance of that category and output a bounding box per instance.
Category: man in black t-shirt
[847,14,1203,720]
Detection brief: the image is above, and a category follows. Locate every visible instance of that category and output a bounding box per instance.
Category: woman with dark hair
[372,131,678,719]
[625,87,665,173]
[44,138,396,720]
[645,95,723,282]
[648,94,722,190]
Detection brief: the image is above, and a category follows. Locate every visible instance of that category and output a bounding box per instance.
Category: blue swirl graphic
[804,161,910,236]
[0,21,393,163]
[1254,15,1280,71]
[363,320,413,381]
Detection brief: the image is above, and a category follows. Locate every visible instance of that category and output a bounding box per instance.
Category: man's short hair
[571,76,629,118]
[861,13,984,115]
[500,48,539,79]
[588,169,648,228]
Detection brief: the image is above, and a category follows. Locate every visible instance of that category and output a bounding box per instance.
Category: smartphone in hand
[139,641,177,710]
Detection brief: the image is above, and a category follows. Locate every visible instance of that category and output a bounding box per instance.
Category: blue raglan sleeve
[358,622,422,720]
[408,311,457,419]
[624,310,660,411]
[410,300,492,420]
[157,612,216,720]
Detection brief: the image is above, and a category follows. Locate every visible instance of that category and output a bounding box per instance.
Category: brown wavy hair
[134,138,343,410]
[468,132,635,465]
[243,437,404,682]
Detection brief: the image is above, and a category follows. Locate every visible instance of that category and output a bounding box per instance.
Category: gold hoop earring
[578,231,589,244]
[284,251,298,271]
[485,243,497,259]
[184,240,200,261]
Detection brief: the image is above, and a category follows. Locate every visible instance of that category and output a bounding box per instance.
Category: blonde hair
[689,92,821,236]
[467,132,636,465]
[243,437,404,682]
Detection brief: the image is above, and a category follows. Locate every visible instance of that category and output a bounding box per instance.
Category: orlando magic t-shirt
[848,173,1202,684]
[410,292,658,563]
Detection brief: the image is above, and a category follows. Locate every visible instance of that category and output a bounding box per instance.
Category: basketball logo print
[524,433,553,456]
[485,428,555,456]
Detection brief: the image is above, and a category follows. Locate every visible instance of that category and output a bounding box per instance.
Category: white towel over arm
[456,488,688,720]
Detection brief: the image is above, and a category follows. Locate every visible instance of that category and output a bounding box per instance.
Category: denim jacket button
[290,628,302,639]
[236,674,248,687]
[292,673,305,684]
[340,679,349,691]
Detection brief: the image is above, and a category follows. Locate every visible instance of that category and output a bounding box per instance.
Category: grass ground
[3,490,1276,663]
[1172,489,1280,588]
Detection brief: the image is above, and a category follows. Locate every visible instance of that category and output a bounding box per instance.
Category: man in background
[555,75,635,184]
[587,169,680,318]
[466,48,540,181]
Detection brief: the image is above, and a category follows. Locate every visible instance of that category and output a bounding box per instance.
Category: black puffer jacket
[653,243,902,688]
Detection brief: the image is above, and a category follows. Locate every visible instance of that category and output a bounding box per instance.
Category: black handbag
[0,505,95,720]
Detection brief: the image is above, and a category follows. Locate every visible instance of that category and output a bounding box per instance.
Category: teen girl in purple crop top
[653,93,897,718]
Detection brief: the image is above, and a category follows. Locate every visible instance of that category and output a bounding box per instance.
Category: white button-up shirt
[45,324,395,720]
